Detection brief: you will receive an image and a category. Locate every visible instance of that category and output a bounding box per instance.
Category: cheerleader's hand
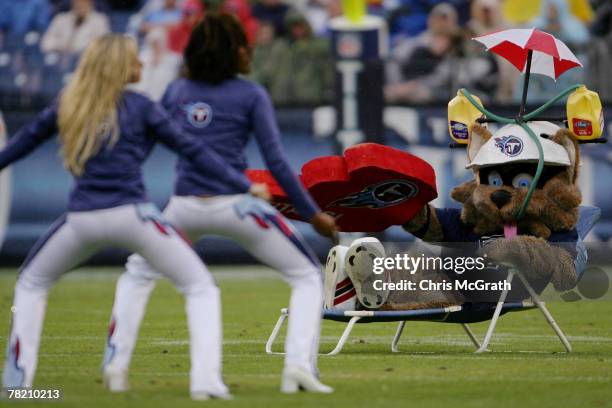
[249,183,272,202]
[310,212,338,240]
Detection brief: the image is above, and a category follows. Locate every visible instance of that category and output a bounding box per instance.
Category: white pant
[2,203,227,395]
[110,195,323,376]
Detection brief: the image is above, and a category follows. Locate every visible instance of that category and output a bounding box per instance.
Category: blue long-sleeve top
[161,77,320,221]
[0,90,252,212]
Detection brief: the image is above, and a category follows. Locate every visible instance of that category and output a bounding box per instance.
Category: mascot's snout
[490,190,512,208]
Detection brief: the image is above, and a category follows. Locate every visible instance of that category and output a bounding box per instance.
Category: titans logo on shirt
[184,102,213,128]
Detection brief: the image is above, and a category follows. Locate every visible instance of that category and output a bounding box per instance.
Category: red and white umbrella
[474,28,583,114]
[474,28,582,80]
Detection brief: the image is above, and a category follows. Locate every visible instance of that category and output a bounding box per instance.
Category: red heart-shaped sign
[247,143,437,232]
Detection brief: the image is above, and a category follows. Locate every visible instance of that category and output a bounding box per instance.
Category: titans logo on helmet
[330,180,418,209]
[184,102,213,128]
[494,135,523,157]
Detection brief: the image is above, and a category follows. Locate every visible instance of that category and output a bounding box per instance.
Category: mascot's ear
[467,124,492,163]
[550,129,580,183]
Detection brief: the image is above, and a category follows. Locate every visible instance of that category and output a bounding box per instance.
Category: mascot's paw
[403,205,429,232]
[344,237,389,309]
[481,236,553,281]
[481,235,578,291]
[550,264,578,292]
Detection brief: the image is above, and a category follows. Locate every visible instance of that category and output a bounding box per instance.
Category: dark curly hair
[184,13,248,84]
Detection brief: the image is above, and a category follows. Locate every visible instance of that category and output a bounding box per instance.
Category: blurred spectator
[295,0,324,36]
[41,0,110,54]
[387,0,469,41]
[261,11,333,105]
[298,0,342,37]
[133,28,181,100]
[388,0,442,39]
[167,0,203,54]
[137,0,182,36]
[127,0,185,36]
[531,0,589,47]
[466,0,505,36]
[222,0,259,44]
[386,3,458,84]
[465,0,517,102]
[385,27,498,104]
[385,28,460,103]
[0,0,51,34]
[511,0,588,104]
[252,0,292,38]
[51,0,111,14]
[250,21,288,89]
[198,0,258,42]
[326,0,343,22]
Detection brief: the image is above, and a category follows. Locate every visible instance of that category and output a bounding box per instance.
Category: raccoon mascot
[325,121,585,311]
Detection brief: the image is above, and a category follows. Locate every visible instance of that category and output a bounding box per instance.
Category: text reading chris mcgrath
[371,254,512,292]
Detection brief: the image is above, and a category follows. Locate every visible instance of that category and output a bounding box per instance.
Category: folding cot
[266,206,601,355]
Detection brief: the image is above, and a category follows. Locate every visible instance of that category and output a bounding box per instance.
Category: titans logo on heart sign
[184,102,213,128]
[330,180,419,209]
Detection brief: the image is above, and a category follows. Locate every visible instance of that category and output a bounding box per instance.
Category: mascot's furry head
[451,122,581,239]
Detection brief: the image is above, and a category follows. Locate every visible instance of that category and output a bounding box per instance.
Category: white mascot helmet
[467,121,571,169]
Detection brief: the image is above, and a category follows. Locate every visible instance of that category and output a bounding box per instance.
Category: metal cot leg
[391,321,406,353]
[266,308,289,355]
[475,270,515,353]
[461,324,482,349]
[326,316,361,356]
[515,273,572,352]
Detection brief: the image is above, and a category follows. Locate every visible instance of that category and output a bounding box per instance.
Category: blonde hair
[58,34,139,175]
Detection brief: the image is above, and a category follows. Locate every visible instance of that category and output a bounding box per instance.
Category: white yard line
[24,333,612,348]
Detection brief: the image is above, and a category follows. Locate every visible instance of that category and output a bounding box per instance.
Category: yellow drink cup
[342,0,367,23]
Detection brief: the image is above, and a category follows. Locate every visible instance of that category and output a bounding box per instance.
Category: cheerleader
[0,34,266,400]
[107,13,337,394]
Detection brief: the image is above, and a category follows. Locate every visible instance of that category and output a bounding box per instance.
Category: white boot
[102,368,129,393]
[324,245,357,311]
[190,390,234,401]
[2,283,48,389]
[344,237,388,309]
[281,365,333,394]
[186,286,232,400]
[101,272,156,393]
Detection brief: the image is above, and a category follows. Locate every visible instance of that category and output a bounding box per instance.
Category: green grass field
[0,266,611,408]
